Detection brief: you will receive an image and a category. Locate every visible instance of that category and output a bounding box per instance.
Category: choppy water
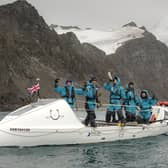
[0,112,168,168]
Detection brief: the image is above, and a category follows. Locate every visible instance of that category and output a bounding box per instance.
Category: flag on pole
[27,83,40,94]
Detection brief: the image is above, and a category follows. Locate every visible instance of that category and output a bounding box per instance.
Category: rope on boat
[75,100,153,112]
[76,100,139,108]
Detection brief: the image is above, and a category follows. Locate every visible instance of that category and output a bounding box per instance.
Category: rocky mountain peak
[12,0,31,7]
[123,21,138,27]
[1,0,35,16]
[0,0,48,33]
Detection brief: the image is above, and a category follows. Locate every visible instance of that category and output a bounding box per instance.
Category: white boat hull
[0,121,168,147]
[0,99,168,147]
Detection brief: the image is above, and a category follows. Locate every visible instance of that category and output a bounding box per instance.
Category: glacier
[54,25,145,55]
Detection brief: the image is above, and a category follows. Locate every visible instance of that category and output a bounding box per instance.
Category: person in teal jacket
[137,90,157,123]
[84,77,100,127]
[124,82,139,122]
[103,76,126,123]
[54,79,83,108]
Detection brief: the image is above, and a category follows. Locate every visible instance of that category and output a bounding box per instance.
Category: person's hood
[87,80,97,87]
[141,89,149,98]
[65,80,73,87]
[125,82,134,91]
[113,76,120,86]
[87,80,93,86]
[142,89,149,95]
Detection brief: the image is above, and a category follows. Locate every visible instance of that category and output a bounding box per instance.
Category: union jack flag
[27,83,40,94]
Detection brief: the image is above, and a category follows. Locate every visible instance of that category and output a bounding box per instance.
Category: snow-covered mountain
[152,17,168,46]
[52,25,145,55]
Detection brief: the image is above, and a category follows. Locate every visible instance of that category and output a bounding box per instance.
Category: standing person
[124,82,138,122]
[103,76,126,123]
[137,90,157,123]
[84,77,100,127]
[54,79,83,108]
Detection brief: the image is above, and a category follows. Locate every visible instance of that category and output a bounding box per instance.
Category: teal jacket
[84,81,98,111]
[104,77,125,111]
[125,87,139,114]
[137,90,157,120]
[54,84,83,108]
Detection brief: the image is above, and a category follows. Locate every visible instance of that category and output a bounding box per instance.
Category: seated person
[137,90,157,123]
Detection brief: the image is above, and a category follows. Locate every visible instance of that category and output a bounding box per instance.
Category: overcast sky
[0,0,168,30]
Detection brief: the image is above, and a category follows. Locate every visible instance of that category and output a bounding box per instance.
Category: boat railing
[74,100,153,112]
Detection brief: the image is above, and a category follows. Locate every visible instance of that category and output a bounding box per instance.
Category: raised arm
[74,88,85,95]
[103,82,112,92]
[54,78,64,95]
[149,97,157,106]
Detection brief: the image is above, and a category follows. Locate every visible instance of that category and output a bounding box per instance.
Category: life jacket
[139,98,152,111]
[110,85,121,100]
[85,82,98,101]
[64,86,75,99]
[125,89,136,102]
[110,76,122,100]
[86,92,98,101]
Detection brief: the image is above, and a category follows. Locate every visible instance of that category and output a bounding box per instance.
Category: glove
[54,78,60,87]
[96,100,102,108]
[96,102,101,108]
[152,95,156,99]
[55,78,60,83]
[82,82,87,91]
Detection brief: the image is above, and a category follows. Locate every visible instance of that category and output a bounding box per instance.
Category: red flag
[27,83,40,94]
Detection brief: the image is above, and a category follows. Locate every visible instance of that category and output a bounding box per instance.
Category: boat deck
[9,99,56,116]
[97,120,139,126]
[80,119,142,127]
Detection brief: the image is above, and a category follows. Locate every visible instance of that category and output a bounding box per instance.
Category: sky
[0,0,168,30]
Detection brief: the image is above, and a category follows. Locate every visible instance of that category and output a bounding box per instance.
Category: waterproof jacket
[54,84,83,107]
[103,77,125,111]
[84,81,98,111]
[137,90,157,120]
[125,87,138,114]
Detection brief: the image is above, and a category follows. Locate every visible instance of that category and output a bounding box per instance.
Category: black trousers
[126,112,136,122]
[136,116,149,124]
[106,111,115,122]
[105,110,125,123]
[84,110,96,127]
